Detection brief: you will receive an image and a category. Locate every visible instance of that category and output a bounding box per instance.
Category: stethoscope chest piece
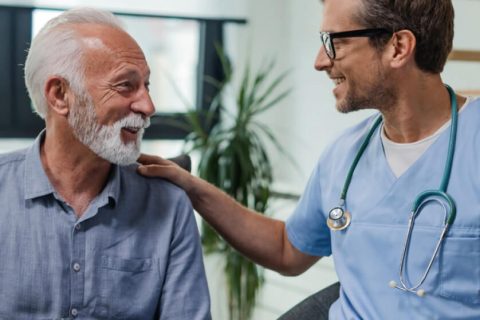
[327,207,351,231]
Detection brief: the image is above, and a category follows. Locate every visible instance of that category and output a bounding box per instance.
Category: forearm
[186,175,315,274]
[137,154,320,275]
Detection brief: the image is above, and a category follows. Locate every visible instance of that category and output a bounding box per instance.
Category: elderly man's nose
[132,89,155,117]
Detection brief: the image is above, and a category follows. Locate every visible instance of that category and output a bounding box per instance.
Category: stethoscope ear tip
[389,280,427,297]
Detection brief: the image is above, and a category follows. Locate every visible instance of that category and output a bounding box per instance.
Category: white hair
[24,7,124,118]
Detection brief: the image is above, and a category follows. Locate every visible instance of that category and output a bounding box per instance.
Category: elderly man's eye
[117,82,133,91]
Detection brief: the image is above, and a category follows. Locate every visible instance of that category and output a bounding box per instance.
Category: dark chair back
[167,154,192,173]
[278,282,340,320]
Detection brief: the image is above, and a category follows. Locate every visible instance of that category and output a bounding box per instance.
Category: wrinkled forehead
[75,24,144,57]
[321,0,365,31]
[74,24,149,77]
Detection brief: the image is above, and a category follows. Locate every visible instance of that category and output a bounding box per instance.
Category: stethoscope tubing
[328,84,459,296]
[393,85,458,296]
[398,198,451,292]
[337,84,457,215]
[339,115,382,201]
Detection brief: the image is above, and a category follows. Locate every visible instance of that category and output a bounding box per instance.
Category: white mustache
[116,114,151,129]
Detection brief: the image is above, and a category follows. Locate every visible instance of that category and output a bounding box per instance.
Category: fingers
[137,153,174,178]
[137,153,165,165]
[137,163,191,191]
[137,164,169,177]
[137,156,194,192]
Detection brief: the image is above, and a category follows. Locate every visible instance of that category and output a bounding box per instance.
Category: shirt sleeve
[157,194,211,320]
[286,160,333,257]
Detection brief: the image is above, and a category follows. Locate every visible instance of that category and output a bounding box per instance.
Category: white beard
[68,94,150,165]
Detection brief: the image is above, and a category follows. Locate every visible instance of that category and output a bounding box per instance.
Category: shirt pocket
[94,255,159,319]
[101,255,153,272]
[437,232,480,303]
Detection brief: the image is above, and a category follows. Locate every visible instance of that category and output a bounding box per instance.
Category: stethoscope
[327,85,458,297]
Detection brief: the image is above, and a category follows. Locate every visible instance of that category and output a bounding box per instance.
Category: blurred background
[0,0,478,318]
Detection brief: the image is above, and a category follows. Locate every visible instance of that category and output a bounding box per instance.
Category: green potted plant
[184,50,291,320]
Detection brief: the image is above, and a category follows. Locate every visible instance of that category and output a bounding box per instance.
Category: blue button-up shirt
[0,134,211,319]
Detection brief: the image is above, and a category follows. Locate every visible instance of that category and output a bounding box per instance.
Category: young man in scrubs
[138,0,480,318]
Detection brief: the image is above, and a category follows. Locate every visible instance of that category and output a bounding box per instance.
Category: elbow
[276,227,319,276]
[277,265,308,277]
[274,255,312,276]
[275,243,321,276]
[278,269,303,277]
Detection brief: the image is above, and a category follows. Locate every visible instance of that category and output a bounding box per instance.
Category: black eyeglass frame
[320,28,393,60]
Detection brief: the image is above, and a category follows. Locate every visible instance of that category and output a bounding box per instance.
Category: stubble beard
[336,64,397,114]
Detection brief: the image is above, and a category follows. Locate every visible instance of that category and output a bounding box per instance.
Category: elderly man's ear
[45,76,73,116]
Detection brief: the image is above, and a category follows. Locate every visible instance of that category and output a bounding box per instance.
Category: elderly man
[139,0,480,319]
[0,7,210,319]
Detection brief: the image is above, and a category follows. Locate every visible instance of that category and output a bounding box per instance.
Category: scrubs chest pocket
[95,255,158,318]
[438,233,480,303]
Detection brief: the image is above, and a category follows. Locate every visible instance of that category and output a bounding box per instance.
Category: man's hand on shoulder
[137,154,193,192]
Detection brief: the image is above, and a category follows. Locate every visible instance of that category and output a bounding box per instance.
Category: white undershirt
[381,97,472,178]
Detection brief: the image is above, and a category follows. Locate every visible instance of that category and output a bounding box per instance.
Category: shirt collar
[24,131,55,200]
[103,164,121,207]
[24,130,121,205]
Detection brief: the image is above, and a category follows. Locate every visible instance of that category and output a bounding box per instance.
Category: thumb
[137,164,171,178]
[137,153,166,165]
[137,163,193,192]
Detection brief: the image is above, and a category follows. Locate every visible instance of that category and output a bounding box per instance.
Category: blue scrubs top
[286,97,480,319]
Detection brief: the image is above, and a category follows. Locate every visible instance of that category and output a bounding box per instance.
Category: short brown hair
[353,0,454,74]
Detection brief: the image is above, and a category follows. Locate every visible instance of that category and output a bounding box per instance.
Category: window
[0,6,246,139]
[0,7,36,138]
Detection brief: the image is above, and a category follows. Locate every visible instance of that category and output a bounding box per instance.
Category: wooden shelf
[458,89,480,96]
[448,49,480,62]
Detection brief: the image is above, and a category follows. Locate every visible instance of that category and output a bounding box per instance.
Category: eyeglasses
[320,28,393,60]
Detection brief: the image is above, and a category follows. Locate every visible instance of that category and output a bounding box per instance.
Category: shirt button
[75,224,82,231]
[73,263,81,272]
[71,308,78,317]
